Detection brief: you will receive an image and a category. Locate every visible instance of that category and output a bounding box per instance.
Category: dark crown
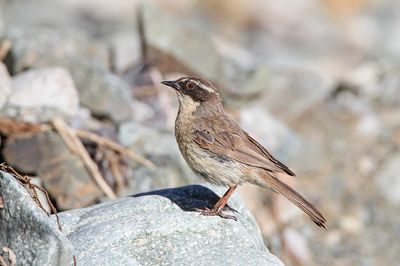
[176,77,219,102]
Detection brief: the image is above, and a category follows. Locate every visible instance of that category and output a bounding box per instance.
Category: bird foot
[193,207,237,221]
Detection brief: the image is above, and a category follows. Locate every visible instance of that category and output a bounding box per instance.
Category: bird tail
[266,174,327,228]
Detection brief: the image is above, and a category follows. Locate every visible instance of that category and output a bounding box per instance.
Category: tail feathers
[268,175,327,228]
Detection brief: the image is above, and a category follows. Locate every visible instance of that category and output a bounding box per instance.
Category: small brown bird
[162,77,326,228]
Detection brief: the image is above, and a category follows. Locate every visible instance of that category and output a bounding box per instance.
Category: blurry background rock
[4,67,79,122]
[1,0,400,265]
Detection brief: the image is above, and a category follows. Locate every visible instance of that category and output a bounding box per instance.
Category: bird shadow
[131,184,236,213]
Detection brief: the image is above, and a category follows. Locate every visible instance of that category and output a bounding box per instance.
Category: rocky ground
[1,0,400,265]
[1,170,283,266]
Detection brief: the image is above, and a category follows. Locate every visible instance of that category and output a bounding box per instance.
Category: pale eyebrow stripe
[193,80,214,93]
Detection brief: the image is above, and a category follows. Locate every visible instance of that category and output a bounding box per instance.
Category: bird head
[161,77,221,109]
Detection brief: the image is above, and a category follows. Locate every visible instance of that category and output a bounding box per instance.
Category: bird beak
[161,80,181,91]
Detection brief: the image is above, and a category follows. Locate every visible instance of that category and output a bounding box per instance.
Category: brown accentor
[162,77,326,228]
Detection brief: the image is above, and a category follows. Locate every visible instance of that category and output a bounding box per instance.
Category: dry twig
[105,150,125,195]
[0,117,50,136]
[0,116,154,172]
[51,117,117,199]
[136,1,147,64]
[0,255,7,266]
[0,247,16,266]
[75,129,155,169]
[0,39,12,61]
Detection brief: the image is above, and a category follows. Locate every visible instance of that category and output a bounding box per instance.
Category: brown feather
[245,133,295,176]
[193,127,294,176]
[265,173,327,228]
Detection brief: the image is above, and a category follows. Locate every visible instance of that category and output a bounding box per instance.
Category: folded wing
[193,129,295,176]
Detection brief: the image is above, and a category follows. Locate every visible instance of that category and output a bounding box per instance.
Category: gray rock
[5,67,79,121]
[0,62,11,110]
[118,122,197,195]
[143,5,260,87]
[3,130,103,209]
[376,153,400,204]
[109,31,141,74]
[257,66,332,120]
[143,3,224,82]
[240,104,302,162]
[341,61,381,99]
[235,65,272,96]
[68,60,134,123]
[212,37,256,86]
[56,184,283,266]
[0,1,3,37]
[2,25,135,123]
[0,170,73,266]
[239,103,324,175]
[375,66,400,106]
[3,27,109,74]
[2,0,86,33]
[2,0,135,38]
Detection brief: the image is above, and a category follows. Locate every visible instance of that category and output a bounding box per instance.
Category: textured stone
[7,67,79,120]
[0,62,11,110]
[68,60,134,123]
[118,122,196,195]
[3,27,137,123]
[0,170,73,266]
[257,66,332,119]
[240,104,302,162]
[239,103,326,176]
[3,131,103,209]
[109,31,141,74]
[3,27,109,74]
[56,184,283,266]
[375,67,400,106]
[143,3,224,82]
[0,1,3,36]
[376,153,400,204]
[3,0,88,33]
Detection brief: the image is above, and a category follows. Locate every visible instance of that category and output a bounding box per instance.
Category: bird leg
[194,185,238,221]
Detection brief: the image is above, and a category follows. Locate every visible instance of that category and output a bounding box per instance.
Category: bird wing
[193,129,295,176]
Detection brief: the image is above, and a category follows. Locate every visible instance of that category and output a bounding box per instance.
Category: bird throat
[177,93,201,118]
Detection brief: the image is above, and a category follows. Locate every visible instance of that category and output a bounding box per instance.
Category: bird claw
[193,207,237,221]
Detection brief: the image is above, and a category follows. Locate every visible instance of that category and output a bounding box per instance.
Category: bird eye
[187,82,195,89]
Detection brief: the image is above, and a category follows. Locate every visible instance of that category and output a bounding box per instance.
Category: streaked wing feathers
[193,129,295,176]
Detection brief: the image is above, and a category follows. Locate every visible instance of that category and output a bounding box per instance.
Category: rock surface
[143,3,223,82]
[239,104,302,162]
[4,67,79,122]
[68,60,134,123]
[376,153,400,204]
[3,27,109,74]
[0,170,73,266]
[56,184,283,266]
[257,66,332,119]
[109,31,141,73]
[118,122,197,196]
[10,67,79,111]
[0,1,3,35]
[3,130,103,209]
